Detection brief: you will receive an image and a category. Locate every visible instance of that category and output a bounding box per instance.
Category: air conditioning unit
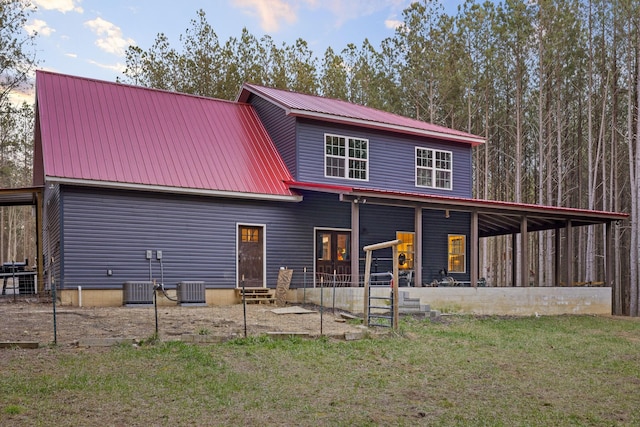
[123,281,154,306]
[177,281,206,306]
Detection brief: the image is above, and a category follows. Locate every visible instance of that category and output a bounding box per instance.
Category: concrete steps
[398,290,440,320]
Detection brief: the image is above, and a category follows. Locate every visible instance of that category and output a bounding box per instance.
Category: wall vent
[123,281,154,306]
[177,281,207,306]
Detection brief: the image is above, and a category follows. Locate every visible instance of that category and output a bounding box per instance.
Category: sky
[15,0,463,104]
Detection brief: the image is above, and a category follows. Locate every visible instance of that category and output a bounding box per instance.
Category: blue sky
[17,0,463,103]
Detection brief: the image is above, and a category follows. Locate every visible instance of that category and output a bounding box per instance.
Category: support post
[566,220,574,287]
[363,250,372,327]
[392,245,399,328]
[520,216,528,287]
[555,229,561,286]
[414,207,422,287]
[605,221,617,314]
[351,200,360,287]
[511,233,517,286]
[35,189,45,293]
[470,210,478,287]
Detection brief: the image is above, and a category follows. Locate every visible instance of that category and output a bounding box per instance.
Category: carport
[0,186,44,293]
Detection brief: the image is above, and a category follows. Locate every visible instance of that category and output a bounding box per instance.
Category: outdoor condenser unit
[123,281,154,306]
[176,281,206,306]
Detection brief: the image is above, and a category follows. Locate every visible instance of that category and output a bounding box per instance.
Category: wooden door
[238,225,264,287]
[316,230,351,275]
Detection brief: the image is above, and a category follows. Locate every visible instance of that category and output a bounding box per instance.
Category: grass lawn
[1,314,639,426]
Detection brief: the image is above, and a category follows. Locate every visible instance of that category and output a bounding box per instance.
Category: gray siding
[59,187,350,290]
[44,183,62,290]
[59,186,470,291]
[422,210,471,283]
[248,95,298,178]
[297,119,473,198]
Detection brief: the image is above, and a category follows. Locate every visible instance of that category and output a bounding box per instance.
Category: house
[32,70,627,307]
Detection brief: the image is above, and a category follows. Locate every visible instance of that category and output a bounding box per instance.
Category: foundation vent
[123,281,154,306]
[177,281,206,306]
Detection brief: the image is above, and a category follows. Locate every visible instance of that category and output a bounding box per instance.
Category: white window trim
[415,147,453,190]
[324,133,369,182]
[447,234,466,274]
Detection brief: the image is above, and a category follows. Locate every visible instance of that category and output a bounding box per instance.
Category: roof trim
[286,109,485,146]
[286,180,628,237]
[0,186,44,207]
[239,84,485,146]
[47,177,302,202]
[349,187,628,221]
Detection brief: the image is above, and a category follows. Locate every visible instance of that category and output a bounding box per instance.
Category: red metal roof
[238,83,485,146]
[35,71,298,200]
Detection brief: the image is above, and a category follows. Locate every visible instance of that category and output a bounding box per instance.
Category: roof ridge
[241,82,484,144]
[36,69,243,106]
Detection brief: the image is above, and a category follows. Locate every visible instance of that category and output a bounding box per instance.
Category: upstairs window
[325,134,368,180]
[416,147,452,190]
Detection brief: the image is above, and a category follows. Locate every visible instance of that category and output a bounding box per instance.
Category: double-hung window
[325,134,368,180]
[416,147,452,190]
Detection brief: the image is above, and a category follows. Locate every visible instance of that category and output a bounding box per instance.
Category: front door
[316,230,351,275]
[238,225,264,287]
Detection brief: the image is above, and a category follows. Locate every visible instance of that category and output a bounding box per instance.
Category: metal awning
[0,187,44,293]
[0,187,43,207]
[286,182,628,236]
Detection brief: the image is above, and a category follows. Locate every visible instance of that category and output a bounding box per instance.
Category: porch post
[520,216,528,287]
[566,220,573,287]
[606,221,617,314]
[511,233,517,286]
[414,206,422,287]
[470,210,478,287]
[35,189,45,293]
[351,200,360,287]
[555,229,561,286]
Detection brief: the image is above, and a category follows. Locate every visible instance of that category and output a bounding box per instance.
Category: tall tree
[0,0,37,109]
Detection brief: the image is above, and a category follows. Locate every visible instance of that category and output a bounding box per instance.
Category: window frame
[324,133,369,181]
[447,234,466,274]
[415,147,453,190]
[396,231,415,270]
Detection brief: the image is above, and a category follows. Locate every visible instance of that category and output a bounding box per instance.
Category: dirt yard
[0,297,367,348]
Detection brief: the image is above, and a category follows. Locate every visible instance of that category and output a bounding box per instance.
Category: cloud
[84,17,135,57]
[87,59,126,73]
[32,0,83,13]
[232,0,299,32]
[320,0,409,27]
[384,19,403,30]
[65,52,77,58]
[232,0,410,32]
[24,19,55,36]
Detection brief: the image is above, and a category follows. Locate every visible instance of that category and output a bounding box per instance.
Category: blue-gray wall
[296,119,473,198]
[44,183,62,290]
[56,186,470,290]
[247,95,474,198]
[248,94,297,178]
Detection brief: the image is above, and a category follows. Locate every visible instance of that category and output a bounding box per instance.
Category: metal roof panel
[35,71,296,198]
[239,83,485,146]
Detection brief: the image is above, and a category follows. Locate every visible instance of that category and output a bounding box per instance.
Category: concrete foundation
[58,288,239,307]
[289,286,612,316]
[56,286,611,316]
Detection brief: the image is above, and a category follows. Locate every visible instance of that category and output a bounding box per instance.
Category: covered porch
[290,182,628,313]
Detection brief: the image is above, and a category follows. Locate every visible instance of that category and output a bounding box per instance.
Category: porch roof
[287,181,628,237]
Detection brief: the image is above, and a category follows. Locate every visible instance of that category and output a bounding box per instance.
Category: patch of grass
[0,315,638,426]
[3,405,24,415]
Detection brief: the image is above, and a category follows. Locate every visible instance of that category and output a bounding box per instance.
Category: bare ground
[0,296,367,348]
